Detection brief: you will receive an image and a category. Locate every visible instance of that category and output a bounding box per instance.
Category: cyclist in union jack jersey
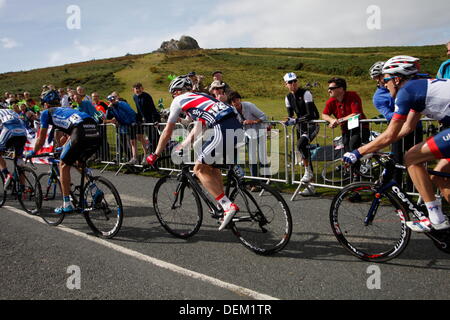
[344,56,450,232]
[147,75,243,231]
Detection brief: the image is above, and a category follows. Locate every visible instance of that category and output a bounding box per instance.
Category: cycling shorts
[427,128,450,159]
[0,126,27,154]
[197,116,243,165]
[61,119,101,166]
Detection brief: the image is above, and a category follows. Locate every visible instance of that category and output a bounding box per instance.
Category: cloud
[184,0,450,48]
[1,37,19,49]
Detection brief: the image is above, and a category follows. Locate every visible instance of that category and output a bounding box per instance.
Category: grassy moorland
[1,45,446,121]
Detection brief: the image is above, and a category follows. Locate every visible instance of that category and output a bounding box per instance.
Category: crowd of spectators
[1,42,448,191]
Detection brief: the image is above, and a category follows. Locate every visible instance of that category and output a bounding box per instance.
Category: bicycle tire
[153,175,203,239]
[37,172,65,226]
[229,180,292,255]
[329,182,411,262]
[321,158,351,184]
[17,166,42,215]
[0,172,6,208]
[83,176,123,239]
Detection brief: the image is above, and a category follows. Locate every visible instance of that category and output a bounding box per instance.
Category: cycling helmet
[369,61,385,79]
[41,90,60,106]
[382,56,420,77]
[168,75,193,93]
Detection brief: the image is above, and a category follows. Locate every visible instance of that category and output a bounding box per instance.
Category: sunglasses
[287,80,297,84]
[383,76,397,84]
[328,86,341,91]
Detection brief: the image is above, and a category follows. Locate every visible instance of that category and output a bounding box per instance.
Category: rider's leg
[430,159,450,204]
[194,163,224,198]
[60,160,72,198]
[405,142,447,225]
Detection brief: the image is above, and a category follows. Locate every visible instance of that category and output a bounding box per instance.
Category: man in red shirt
[321,77,370,153]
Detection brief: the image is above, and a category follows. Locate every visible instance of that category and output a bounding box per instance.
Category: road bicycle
[0,152,41,215]
[329,152,450,262]
[151,156,292,255]
[34,151,124,239]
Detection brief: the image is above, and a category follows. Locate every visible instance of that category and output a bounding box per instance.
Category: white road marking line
[4,206,279,301]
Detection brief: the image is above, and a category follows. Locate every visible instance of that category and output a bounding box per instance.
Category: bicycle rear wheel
[83,176,123,239]
[17,166,42,215]
[329,182,411,262]
[38,172,65,226]
[0,172,6,208]
[153,175,203,239]
[229,180,292,255]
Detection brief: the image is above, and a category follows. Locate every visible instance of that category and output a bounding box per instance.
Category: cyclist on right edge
[343,56,450,232]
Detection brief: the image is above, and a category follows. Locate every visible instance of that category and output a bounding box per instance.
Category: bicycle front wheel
[229,180,292,255]
[153,175,203,239]
[17,166,42,215]
[38,172,65,226]
[329,182,411,262]
[321,158,350,184]
[83,176,123,239]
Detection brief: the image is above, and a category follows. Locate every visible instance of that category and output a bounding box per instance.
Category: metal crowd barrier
[95,119,442,199]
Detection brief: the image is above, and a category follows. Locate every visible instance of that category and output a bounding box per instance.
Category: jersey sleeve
[40,110,50,129]
[303,91,314,103]
[167,99,183,124]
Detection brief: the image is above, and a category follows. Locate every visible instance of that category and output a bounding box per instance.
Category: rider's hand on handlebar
[146,153,159,166]
[24,150,35,160]
[343,150,362,166]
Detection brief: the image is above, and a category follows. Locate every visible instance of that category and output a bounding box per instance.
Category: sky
[0,0,449,73]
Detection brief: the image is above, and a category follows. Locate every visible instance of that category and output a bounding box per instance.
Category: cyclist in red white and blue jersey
[344,56,450,232]
[0,109,28,188]
[146,75,243,231]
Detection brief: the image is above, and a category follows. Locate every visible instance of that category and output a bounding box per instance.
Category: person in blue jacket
[437,42,450,79]
[369,61,423,186]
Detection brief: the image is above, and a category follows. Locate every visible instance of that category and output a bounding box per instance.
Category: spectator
[437,41,450,79]
[229,91,269,183]
[206,71,232,94]
[187,71,207,93]
[209,80,228,103]
[26,99,41,116]
[71,93,99,119]
[370,61,423,186]
[91,92,108,114]
[58,88,70,108]
[104,94,143,165]
[322,77,370,178]
[132,83,160,157]
[0,97,6,109]
[77,86,92,103]
[283,72,320,195]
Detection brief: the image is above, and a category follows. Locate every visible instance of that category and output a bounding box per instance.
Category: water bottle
[233,165,245,178]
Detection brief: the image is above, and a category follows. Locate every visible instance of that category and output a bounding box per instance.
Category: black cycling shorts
[60,119,101,166]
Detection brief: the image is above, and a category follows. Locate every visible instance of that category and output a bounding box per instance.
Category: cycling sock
[216,193,232,210]
[425,199,446,225]
[63,196,72,208]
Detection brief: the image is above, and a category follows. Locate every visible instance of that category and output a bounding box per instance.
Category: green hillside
[0,45,447,120]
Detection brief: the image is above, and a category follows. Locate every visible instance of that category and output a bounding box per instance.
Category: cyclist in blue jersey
[0,109,27,189]
[146,75,243,231]
[344,56,450,232]
[26,103,101,214]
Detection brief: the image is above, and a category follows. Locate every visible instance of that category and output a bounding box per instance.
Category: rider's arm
[358,119,404,155]
[398,111,422,139]
[178,120,203,150]
[154,122,176,156]
[33,127,49,153]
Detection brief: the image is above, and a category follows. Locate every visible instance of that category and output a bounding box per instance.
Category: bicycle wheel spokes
[322,159,351,185]
[330,182,410,262]
[0,172,6,207]
[38,173,65,226]
[17,167,42,215]
[230,181,292,255]
[153,176,202,239]
[83,177,123,239]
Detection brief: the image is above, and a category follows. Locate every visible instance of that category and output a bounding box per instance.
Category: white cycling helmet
[369,61,385,79]
[382,56,420,77]
[168,75,193,93]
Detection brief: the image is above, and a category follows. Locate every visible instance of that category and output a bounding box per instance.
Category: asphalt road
[1,165,449,301]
